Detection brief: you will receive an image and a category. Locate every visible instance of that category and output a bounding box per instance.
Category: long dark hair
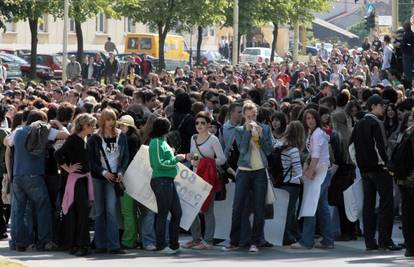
[302,108,322,133]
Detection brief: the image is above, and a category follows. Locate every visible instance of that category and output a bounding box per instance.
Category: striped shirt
[281,147,303,184]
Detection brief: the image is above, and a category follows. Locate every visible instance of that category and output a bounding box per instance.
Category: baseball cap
[366,94,388,110]
[321,81,334,87]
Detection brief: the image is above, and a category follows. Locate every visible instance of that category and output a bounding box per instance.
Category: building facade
[0,14,289,55]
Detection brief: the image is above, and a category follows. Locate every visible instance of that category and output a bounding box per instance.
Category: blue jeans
[139,205,156,247]
[281,184,301,245]
[150,177,182,250]
[230,169,267,246]
[240,191,267,246]
[93,178,120,250]
[300,170,334,248]
[12,175,51,247]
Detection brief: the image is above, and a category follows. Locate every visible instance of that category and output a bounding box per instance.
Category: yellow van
[124,33,189,70]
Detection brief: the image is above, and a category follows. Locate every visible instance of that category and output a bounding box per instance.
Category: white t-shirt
[306,127,330,166]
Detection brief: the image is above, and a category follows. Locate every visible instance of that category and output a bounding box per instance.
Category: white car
[315,43,333,54]
[239,47,284,64]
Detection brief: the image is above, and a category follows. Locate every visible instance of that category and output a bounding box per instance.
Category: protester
[184,111,225,249]
[148,117,185,254]
[88,108,129,254]
[55,113,97,256]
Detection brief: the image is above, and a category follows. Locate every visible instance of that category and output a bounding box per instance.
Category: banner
[123,145,212,230]
[214,183,289,246]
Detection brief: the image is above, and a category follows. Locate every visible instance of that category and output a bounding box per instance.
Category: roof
[313,17,359,39]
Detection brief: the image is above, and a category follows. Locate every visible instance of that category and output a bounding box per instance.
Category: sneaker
[157,247,177,255]
[193,240,212,250]
[181,240,199,249]
[291,242,312,249]
[144,244,157,251]
[221,244,239,252]
[314,241,334,249]
[249,245,259,253]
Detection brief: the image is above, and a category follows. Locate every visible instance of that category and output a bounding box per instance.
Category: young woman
[271,111,287,147]
[183,112,226,250]
[88,108,129,254]
[292,109,333,249]
[117,115,141,249]
[328,111,356,241]
[148,117,185,254]
[280,121,305,246]
[55,113,97,256]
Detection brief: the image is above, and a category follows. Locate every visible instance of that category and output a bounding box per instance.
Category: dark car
[2,53,53,81]
[22,54,62,79]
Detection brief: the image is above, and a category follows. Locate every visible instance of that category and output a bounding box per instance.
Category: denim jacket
[88,130,129,180]
[234,122,273,169]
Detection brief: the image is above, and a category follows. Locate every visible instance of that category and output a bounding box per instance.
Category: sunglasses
[195,121,207,125]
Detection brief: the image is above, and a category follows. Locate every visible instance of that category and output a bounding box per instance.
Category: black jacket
[401,30,414,55]
[350,113,388,173]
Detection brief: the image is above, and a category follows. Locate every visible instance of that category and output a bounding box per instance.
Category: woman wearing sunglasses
[183,111,226,250]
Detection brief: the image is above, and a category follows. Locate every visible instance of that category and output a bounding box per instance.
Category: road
[0,226,412,267]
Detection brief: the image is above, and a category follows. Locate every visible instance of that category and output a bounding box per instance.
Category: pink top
[62,172,94,215]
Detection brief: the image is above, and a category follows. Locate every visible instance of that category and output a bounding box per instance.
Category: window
[69,18,75,32]
[124,17,135,33]
[127,37,152,50]
[38,15,48,32]
[95,13,106,33]
[4,21,15,32]
[243,48,260,55]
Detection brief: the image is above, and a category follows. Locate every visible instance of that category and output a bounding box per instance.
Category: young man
[222,101,273,253]
[350,95,402,251]
[9,110,69,251]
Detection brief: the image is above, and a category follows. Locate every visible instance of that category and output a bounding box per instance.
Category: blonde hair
[242,100,257,115]
[99,108,117,137]
[72,113,97,134]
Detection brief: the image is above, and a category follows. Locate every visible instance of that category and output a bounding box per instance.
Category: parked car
[0,53,22,80]
[239,47,284,64]
[315,43,333,55]
[0,49,31,57]
[2,53,53,80]
[22,54,62,79]
[193,50,230,67]
[288,42,318,56]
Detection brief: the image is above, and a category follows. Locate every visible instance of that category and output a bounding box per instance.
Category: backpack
[389,132,414,180]
[166,114,190,151]
[267,145,292,188]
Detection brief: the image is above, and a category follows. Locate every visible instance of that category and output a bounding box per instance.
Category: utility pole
[391,0,398,32]
[232,0,239,65]
[62,0,69,82]
[293,22,299,62]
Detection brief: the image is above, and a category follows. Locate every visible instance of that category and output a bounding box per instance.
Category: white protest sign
[123,145,212,230]
[299,164,328,218]
[214,183,289,246]
[123,145,157,211]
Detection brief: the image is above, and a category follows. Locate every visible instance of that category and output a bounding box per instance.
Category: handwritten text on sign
[123,145,212,230]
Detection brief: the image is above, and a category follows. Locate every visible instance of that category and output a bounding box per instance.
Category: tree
[223,0,261,61]
[256,0,290,62]
[115,0,191,71]
[184,0,227,65]
[57,0,116,62]
[1,0,60,78]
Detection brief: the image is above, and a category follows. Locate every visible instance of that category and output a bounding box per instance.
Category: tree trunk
[196,26,203,65]
[158,24,167,71]
[237,33,242,64]
[29,18,38,79]
[75,20,84,63]
[270,22,279,62]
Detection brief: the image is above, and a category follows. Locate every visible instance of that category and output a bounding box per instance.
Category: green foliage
[288,0,331,25]
[348,20,368,42]
[399,0,414,25]
[52,0,116,23]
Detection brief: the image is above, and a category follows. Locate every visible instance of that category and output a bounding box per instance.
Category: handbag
[99,142,125,197]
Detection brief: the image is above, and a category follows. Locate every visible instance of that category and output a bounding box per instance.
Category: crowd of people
[0,28,414,259]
